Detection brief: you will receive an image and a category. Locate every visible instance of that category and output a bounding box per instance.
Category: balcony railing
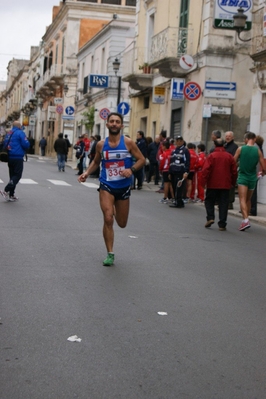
[150,27,193,64]
[123,47,148,76]
[36,64,64,92]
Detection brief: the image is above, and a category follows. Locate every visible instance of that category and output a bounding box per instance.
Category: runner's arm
[78,141,102,182]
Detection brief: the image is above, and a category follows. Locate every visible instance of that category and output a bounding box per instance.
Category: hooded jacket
[4,127,30,159]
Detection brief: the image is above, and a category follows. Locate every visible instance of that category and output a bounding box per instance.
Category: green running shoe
[103,253,115,266]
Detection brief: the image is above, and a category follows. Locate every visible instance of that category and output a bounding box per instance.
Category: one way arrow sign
[204,81,237,99]
[205,81,236,91]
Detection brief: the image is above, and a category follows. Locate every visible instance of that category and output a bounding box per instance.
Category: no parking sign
[183,82,201,101]
[99,108,110,120]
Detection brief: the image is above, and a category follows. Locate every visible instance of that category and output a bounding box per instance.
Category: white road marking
[0,179,3,184]
[81,182,99,188]
[47,180,71,186]
[19,179,38,184]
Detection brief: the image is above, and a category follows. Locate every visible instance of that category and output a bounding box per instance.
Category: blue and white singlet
[99,135,133,189]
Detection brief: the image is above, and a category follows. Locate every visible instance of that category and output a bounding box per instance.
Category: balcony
[149,27,193,78]
[36,64,64,97]
[122,47,153,90]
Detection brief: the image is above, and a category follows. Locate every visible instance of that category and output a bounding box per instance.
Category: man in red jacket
[201,139,237,231]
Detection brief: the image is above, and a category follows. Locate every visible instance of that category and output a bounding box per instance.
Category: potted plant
[138,63,151,74]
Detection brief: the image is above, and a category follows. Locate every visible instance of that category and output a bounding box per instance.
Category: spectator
[202,138,238,231]
[64,134,72,162]
[209,130,221,153]
[83,133,91,169]
[169,135,190,208]
[74,135,85,176]
[0,121,30,202]
[158,140,174,203]
[224,131,238,209]
[89,135,101,177]
[135,130,147,190]
[147,135,160,185]
[54,133,67,172]
[195,143,207,202]
[186,143,198,203]
[156,130,167,193]
[39,136,47,156]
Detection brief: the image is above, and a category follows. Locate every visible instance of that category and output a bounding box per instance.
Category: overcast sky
[0,0,60,81]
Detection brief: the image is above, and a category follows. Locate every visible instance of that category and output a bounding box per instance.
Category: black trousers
[205,188,230,228]
[171,173,185,207]
[148,162,159,184]
[5,158,24,196]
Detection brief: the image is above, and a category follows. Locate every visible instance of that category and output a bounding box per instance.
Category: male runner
[78,112,145,266]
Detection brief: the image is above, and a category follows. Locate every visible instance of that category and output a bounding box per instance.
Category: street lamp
[112,57,121,106]
[233,8,251,42]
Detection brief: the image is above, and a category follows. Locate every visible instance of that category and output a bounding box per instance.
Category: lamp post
[112,57,121,107]
[233,8,251,42]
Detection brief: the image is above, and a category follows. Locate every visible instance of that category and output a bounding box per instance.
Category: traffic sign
[56,105,63,114]
[171,78,184,100]
[117,102,130,115]
[65,106,75,116]
[204,81,236,99]
[183,82,201,101]
[99,108,110,120]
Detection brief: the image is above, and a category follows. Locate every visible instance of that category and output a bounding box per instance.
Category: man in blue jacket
[0,121,30,202]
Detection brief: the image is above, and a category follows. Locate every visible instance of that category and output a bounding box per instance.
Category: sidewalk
[63,158,266,227]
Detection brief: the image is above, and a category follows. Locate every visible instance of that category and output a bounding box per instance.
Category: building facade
[123,0,254,147]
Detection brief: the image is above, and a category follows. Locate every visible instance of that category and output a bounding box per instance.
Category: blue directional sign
[170,78,184,100]
[117,102,130,115]
[89,74,109,88]
[65,106,75,115]
[205,81,236,91]
[205,81,236,99]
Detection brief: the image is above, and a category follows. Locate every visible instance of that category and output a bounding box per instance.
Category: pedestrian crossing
[0,178,99,188]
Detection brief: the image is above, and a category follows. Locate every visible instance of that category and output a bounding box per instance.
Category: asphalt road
[1,157,266,399]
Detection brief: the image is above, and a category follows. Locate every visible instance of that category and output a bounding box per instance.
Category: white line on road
[47,180,72,186]
[81,182,99,188]
[19,179,38,184]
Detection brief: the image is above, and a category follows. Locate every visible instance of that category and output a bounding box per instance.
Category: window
[61,37,65,65]
[144,96,149,109]
[126,0,136,5]
[101,0,121,4]
[179,0,189,28]
[55,45,58,65]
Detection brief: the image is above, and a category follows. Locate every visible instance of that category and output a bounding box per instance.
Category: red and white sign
[179,54,194,70]
[99,108,110,120]
[56,105,64,114]
[183,82,201,101]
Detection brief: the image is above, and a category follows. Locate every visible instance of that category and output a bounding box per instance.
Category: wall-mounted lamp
[112,58,121,106]
[112,58,121,76]
[233,8,251,42]
[63,84,69,95]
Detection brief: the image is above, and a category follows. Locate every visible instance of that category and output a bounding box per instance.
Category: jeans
[57,153,65,171]
[5,158,24,196]
[205,188,230,228]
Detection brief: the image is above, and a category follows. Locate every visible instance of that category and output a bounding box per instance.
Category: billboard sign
[214,0,252,30]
